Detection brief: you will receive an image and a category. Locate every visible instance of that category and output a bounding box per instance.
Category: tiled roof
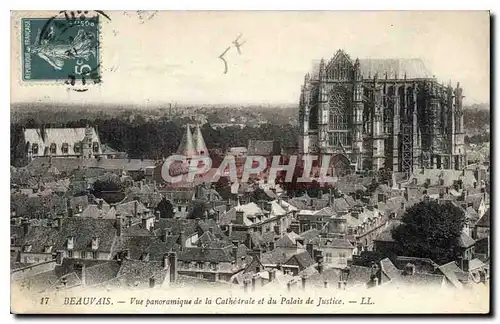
[285,251,316,271]
[436,261,465,289]
[306,268,343,288]
[177,246,234,263]
[299,229,321,242]
[458,232,475,248]
[397,272,445,287]
[113,236,176,261]
[380,258,400,281]
[465,194,484,211]
[113,260,168,289]
[476,208,490,227]
[116,200,149,218]
[317,237,354,249]
[247,140,281,155]
[407,169,476,188]
[84,261,122,286]
[26,157,157,174]
[153,218,199,237]
[276,232,302,248]
[345,265,373,288]
[22,226,59,253]
[374,221,402,243]
[260,248,289,265]
[27,218,118,253]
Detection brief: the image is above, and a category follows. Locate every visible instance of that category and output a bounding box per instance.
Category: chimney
[162,253,168,269]
[179,230,186,251]
[236,210,244,225]
[246,231,253,250]
[403,263,416,276]
[306,243,314,258]
[56,250,63,265]
[134,201,138,217]
[168,252,177,282]
[115,215,122,237]
[228,223,233,236]
[22,220,30,237]
[269,241,275,251]
[459,258,470,272]
[232,245,238,263]
[269,269,276,282]
[162,228,170,242]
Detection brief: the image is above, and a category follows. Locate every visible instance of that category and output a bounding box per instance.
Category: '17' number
[40,297,49,305]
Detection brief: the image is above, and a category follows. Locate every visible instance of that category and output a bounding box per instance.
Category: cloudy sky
[11,11,489,106]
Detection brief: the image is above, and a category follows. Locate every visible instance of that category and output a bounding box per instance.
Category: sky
[11,11,490,106]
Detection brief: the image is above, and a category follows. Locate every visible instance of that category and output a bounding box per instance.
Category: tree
[156,197,174,218]
[187,200,208,219]
[91,172,126,203]
[391,200,466,264]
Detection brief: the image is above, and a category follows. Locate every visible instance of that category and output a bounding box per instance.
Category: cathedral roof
[358,58,433,79]
[309,53,433,80]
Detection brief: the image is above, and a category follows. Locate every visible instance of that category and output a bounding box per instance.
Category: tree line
[10,117,299,167]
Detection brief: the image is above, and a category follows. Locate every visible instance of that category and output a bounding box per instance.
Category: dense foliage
[391,200,466,264]
[10,117,298,167]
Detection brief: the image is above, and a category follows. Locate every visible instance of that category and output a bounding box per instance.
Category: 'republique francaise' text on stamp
[21,16,100,83]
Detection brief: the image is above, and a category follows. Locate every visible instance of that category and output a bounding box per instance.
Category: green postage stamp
[21,14,100,83]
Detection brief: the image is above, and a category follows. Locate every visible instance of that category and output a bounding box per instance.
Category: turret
[177,125,196,158]
[193,125,208,157]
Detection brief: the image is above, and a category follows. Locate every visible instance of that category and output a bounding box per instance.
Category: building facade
[298,50,466,175]
[24,126,103,160]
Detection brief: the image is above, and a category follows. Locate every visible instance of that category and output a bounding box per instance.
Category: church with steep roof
[176,125,208,158]
[298,50,466,176]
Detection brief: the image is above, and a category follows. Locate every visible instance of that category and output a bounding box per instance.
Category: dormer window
[67,237,74,250]
[50,143,57,154]
[61,143,69,154]
[91,237,99,250]
[23,245,32,252]
[93,142,99,153]
[32,143,39,155]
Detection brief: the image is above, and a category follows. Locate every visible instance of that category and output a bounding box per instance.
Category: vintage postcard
[10,10,490,314]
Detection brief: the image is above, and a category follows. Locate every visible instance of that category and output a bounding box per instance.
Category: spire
[176,125,196,158]
[193,125,208,156]
[319,58,326,79]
